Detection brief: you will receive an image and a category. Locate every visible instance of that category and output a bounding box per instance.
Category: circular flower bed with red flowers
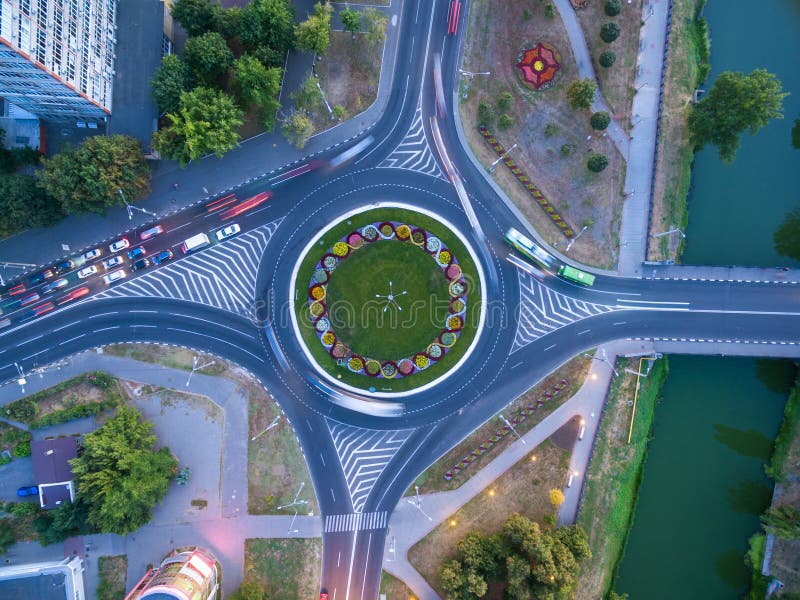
[516,42,561,91]
[307,220,469,380]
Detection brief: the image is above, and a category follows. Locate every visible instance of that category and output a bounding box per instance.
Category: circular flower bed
[516,42,561,91]
[306,220,469,381]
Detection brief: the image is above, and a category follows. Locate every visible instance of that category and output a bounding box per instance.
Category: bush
[0,519,16,553]
[523,8,532,20]
[30,397,122,430]
[599,50,617,68]
[544,4,555,18]
[498,114,514,130]
[560,143,574,156]
[87,372,115,389]
[544,122,560,137]
[477,101,495,127]
[12,441,30,457]
[590,111,611,130]
[566,79,597,110]
[496,91,513,112]
[600,22,620,43]
[9,501,39,517]
[605,0,621,16]
[587,153,609,172]
[4,399,37,424]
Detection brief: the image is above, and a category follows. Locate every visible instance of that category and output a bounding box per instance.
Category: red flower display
[516,43,561,90]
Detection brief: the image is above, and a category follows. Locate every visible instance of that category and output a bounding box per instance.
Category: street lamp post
[185,355,215,387]
[459,69,491,99]
[406,485,433,521]
[251,415,281,441]
[565,225,589,252]
[652,226,686,239]
[499,413,525,444]
[13,362,26,394]
[488,143,518,173]
[118,189,157,221]
[277,482,309,511]
[583,352,619,377]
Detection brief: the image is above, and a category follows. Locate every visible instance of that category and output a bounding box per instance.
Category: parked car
[109,238,130,253]
[17,485,38,497]
[131,258,150,272]
[82,248,102,261]
[151,250,174,266]
[29,269,54,285]
[42,278,68,294]
[140,225,164,241]
[216,223,241,241]
[103,256,124,270]
[103,269,127,285]
[127,246,146,260]
[77,265,98,279]
[53,260,74,274]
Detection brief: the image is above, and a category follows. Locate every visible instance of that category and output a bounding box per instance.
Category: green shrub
[87,372,114,388]
[587,153,609,172]
[9,501,39,517]
[523,8,532,20]
[599,50,617,68]
[0,518,16,553]
[30,397,121,429]
[566,79,597,110]
[12,441,30,457]
[590,111,611,130]
[544,4,555,18]
[498,114,514,130]
[4,399,37,424]
[477,101,495,127]
[544,122,559,137]
[560,143,575,156]
[496,91,513,111]
[600,22,620,43]
[604,0,621,16]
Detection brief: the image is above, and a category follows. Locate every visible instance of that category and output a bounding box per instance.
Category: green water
[614,356,786,598]
[683,0,800,267]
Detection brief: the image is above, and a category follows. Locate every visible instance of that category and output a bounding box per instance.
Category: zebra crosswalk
[512,271,618,353]
[378,106,444,179]
[95,220,282,318]
[324,511,388,533]
[327,420,414,513]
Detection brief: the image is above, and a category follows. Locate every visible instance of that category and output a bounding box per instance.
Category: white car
[109,238,130,253]
[77,265,98,279]
[82,248,102,261]
[103,269,127,285]
[216,223,241,241]
[103,256,124,270]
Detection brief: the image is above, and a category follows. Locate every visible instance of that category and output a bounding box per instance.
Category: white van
[182,233,211,254]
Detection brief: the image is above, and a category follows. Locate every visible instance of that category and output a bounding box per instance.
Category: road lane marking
[360,532,373,600]
[62,334,86,345]
[320,453,326,467]
[544,344,556,351]
[615,299,690,305]
[613,321,627,325]
[93,326,120,332]
[577,329,590,335]
[511,361,523,369]
[330,489,336,502]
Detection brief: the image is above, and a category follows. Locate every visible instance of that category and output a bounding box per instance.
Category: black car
[53,259,75,274]
[29,269,54,285]
[151,250,174,266]
[131,258,151,272]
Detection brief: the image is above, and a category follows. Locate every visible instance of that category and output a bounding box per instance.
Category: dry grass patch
[103,344,228,376]
[244,538,322,600]
[97,555,128,600]
[411,353,591,494]
[573,0,643,129]
[380,571,417,599]
[409,438,571,595]
[460,0,625,268]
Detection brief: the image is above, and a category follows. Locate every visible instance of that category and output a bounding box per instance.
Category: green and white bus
[558,265,596,286]
[504,227,554,271]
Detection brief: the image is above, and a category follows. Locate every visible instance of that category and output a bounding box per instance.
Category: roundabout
[290,203,485,396]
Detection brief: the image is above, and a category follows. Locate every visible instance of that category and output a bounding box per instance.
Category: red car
[220,191,272,220]
[8,283,26,296]
[58,287,90,305]
[31,302,55,317]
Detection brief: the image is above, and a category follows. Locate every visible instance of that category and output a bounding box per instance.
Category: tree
[281,110,315,148]
[184,31,234,85]
[566,79,596,110]
[554,524,591,561]
[497,91,513,111]
[587,153,609,172]
[774,207,800,261]
[498,113,514,130]
[340,7,362,37]
[605,0,622,16]
[477,101,494,127]
[600,22,620,43]
[549,488,565,508]
[590,111,611,130]
[333,104,347,121]
[0,174,63,236]
[762,505,800,539]
[295,2,333,55]
[70,405,178,535]
[232,55,282,130]
[227,582,266,600]
[362,7,388,48]
[150,55,193,115]
[215,6,244,40]
[688,69,787,162]
[153,87,244,166]
[506,554,531,600]
[439,559,465,600]
[171,0,219,36]
[457,532,498,578]
[0,518,15,554]
[291,74,324,113]
[599,50,616,68]
[240,0,295,54]
[37,135,150,215]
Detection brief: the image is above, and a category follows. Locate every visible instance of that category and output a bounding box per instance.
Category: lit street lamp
[583,352,619,377]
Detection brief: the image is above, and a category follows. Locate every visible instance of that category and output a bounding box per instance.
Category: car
[17,485,38,497]
[77,265,98,279]
[58,286,90,305]
[319,591,328,600]
[42,278,68,294]
[151,250,174,266]
[109,238,130,253]
[140,225,164,241]
[103,269,127,285]
[216,223,241,241]
[0,318,10,329]
[103,256,124,270]
[127,246,146,260]
[54,260,74,274]
[131,258,150,271]
[29,269,54,285]
[8,283,26,296]
[19,293,40,307]
[31,302,55,317]
[82,248,102,261]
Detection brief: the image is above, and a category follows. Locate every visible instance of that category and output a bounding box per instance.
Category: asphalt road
[0,0,798,598]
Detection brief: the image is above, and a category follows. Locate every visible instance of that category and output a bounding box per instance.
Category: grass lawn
[97,555,128,600]
[326,241,451,361]
[410,353,592,494]
[295,207,481,393]
[575,356,668,600]
[647,0,708,261]
[459,0,625,269]
[408,438,571,596]
[103,344,228,376]
[244,538,322,600]
[0,422,30,456]
[380,571,417,599]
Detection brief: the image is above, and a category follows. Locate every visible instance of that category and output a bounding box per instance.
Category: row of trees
[438,513,590,600]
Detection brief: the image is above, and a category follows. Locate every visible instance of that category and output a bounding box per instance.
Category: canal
[614,0,800,596]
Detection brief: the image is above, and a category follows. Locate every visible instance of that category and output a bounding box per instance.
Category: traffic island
[290,204,485,396]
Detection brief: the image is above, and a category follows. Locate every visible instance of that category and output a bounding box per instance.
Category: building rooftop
[31,437,79,484]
